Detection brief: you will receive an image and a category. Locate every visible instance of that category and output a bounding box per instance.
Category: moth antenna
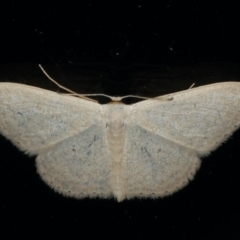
[189,83,195,89]
[38,64,97,102]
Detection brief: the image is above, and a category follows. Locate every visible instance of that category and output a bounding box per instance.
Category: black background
[0,1,240,239]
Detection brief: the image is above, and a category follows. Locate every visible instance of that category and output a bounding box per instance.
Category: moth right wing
[120,82,240,199]
[129,82,240,156]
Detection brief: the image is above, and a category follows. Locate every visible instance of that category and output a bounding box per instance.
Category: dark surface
[0,1,240,239]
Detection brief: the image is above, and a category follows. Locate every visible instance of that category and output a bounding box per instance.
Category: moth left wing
[0,83,102,155]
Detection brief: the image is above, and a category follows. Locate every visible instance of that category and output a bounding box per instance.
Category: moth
[0,81,240,201]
